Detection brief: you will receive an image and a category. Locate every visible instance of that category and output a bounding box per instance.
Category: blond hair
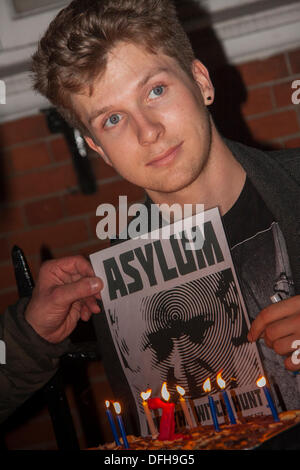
[31,0,195,133]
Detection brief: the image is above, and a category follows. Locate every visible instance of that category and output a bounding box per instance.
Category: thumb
[55,277,103,308]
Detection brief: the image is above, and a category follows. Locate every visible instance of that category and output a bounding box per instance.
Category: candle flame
[176,385,186,397]
[105,400,110,408]
[256,376,267,388]
[161,382,170,401]
[141,389,152,401]
[216,372,226,390]
[113,402,121,414]
[203,377,211,393]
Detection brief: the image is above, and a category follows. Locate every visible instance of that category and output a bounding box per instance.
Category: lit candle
[216,372,236,424]
[176,385,194,429]
[148,382,176,441]
[203,378,220,432]
[105,400,121,446]
[113,402,130,448]
[256,376,279,422]
[140,389,158,438]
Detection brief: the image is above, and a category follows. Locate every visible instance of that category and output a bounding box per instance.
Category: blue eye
[105,113,122,128]
[149,85,165,99]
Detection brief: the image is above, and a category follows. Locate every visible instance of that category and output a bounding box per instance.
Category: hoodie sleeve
[0,297,71,424]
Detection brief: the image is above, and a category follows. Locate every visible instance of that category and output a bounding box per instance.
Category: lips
[147,141,183,167]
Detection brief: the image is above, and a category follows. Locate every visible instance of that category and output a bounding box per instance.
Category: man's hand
[25,256,103,344]
[247,295,300,371]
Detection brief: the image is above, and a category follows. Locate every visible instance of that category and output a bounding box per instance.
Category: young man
[3,0,300,430]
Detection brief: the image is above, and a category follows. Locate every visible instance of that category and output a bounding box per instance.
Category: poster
[90,207,267,435]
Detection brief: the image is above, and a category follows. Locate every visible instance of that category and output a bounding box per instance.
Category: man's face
[72,42,213,199]
[109,269,247,399]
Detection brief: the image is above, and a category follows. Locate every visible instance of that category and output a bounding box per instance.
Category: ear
[84,135,112,166]
[191,59,215,106]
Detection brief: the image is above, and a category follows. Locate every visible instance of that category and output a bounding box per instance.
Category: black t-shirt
[222,176,274,249]
[222,177,298,411]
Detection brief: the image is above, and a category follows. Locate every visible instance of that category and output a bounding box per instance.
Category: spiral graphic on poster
[140,268,259,397]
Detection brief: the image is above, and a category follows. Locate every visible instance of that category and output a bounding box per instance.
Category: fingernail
[90,279,101,291]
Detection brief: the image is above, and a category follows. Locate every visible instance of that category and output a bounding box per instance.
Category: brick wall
[237,49,300,147]
[0,46,299,449]
[0,115,144,315]
[0,116,144,450]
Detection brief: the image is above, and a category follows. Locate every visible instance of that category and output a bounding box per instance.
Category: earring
[207,96,212,101]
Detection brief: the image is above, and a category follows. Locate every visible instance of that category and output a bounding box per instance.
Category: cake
[97,410,300,450]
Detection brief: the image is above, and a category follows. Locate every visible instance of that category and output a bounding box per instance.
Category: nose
[135,110,165,146]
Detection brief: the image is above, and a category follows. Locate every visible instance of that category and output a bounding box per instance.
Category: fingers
[53,276,103,309]
[26,256,103,342]
[262,314,300,348]
[271,336,300,372]
[67,300,82,326]
[248,296,300,342]
[83,296,101,315]
[80,304,93,322]
[285,352,300,372]
[40,255,96,285]
[247,296,300,373]
[271,334,297,356]
[76,297,101,322]
[56,255,95,277]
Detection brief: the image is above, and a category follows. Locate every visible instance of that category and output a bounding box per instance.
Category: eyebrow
[88,67,169,125]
